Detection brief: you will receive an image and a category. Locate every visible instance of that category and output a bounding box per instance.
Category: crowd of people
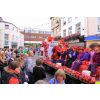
[0,47,66,84]
[50,42,100,77]
[0,41,100,84]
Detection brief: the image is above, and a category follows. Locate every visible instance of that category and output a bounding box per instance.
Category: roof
[0,17,20,29]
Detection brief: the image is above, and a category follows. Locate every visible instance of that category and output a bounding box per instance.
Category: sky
[0,0,51,30]
[2,17,51,30]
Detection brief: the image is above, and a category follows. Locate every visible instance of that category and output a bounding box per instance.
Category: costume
[71,49,91,71]
[88,52,100,73]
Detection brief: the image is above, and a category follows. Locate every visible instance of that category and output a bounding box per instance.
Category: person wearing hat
[71,46,91,71]
[66,45,78,68]
[88,44,100,76]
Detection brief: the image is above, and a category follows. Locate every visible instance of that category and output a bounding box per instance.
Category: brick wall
[21,32,50,42]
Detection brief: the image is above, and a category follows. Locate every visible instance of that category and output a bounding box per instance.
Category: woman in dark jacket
[32,59,46,83]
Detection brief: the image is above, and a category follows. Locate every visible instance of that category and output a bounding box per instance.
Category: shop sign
[69,39,79,43]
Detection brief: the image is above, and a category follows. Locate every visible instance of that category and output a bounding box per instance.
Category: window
[31,36,36,38]
[68,17,72,23]
[39,36,43,38]
[5,25,9,29]
[75,22,81,33]
[63,21,66,26]
[68,26,72,35]
[13,27,14,30]
[97,17,100,32]
[98,25,100,32]
[4,34,9,45]
[63,29,66,37]
[43,36,46,39]
[4,41,9,45]
[4,34,9,40]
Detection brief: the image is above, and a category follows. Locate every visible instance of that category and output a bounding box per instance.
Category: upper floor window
[75,22,81,33]
[68,26,72,35]
[4,34,9,40]
[68,17,72,23]
[63,21,66,26]
[98,25,100,32]
[63,29,66,37]
[97,17,100,32]
[5,25,9,29]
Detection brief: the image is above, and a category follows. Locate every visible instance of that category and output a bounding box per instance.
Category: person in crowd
[25,51,34,73]
[15,58,28,83]
[5,49,12,62]
[71,46,91,71]
[67,46,78,68]
[1,61,22,84]
[56,56,64,66]
[24,51,34,83]
[0,51,7,72]
[49,69,66,84]
[51,46,59,63]
[88,44,100,76]
[23,48,28,54]
[62,55,69,66]
[32,59,46,83]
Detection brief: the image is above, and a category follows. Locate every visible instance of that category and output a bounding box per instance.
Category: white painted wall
[61,17,99,37]
[0,21,24,48]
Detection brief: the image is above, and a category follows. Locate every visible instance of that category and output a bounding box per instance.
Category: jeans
[71,61,82,70]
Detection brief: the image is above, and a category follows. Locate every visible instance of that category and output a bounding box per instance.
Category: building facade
[0,17,24,48]
[60,17,100,47]
[61,17,86,36]
[21,29,51,45]
[50,17,61,37]
[84,17,100,47]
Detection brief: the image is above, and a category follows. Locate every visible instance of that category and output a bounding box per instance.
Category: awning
[84,35,100,41]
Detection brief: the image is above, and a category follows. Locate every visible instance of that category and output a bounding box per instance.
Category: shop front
[11,42,18,48]
[64,33,85,47]
[84,34,100,48]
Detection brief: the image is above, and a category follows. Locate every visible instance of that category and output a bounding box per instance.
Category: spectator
[32,59,46,83]
[49,69,66,84]
[88,44,100,76]
[1,61,22,84]
[25,51,34,73]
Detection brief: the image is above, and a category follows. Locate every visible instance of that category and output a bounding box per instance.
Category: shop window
[4,34,9,40]
[5,25,9,29]
[4,41,9,45]
[68,17,72,23]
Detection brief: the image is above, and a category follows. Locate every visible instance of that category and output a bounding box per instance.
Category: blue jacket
[68,50,78,61]
[80,52,91,61]
[49,78,65,84]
